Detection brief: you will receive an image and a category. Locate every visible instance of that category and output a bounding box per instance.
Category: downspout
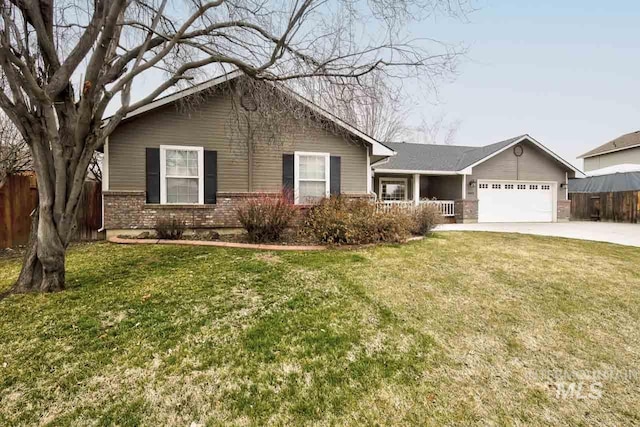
[367,146,375,199]
[98,137,109,232]
[246,116,254,192]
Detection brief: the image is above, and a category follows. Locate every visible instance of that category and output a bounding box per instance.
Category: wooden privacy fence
[0,174,104,248]
[570,191,640,223]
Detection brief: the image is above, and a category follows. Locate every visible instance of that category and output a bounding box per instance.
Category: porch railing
[421,200,456,217]
[376,200,456,217]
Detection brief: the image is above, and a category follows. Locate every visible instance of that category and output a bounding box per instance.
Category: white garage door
[478,181,555,223]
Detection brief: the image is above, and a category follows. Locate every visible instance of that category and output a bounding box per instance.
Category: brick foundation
[454,199,478,224]
[103,191,370,230]
[104,191,283,230]
[557,200,571,222]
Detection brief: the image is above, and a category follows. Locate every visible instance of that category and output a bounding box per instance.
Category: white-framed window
[160,145,204,204]
[295,151,330,204]
[379,178,408,201]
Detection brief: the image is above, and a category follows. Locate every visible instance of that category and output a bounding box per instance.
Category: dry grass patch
[351,232,640,425]
[0,233,639,425]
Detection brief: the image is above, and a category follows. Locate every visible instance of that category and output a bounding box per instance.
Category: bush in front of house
[411,203,443,236]
[372,207,415,242]
[304,196,412,245]
[302,196,367,244]
[236,193,298,243]
[155,218,186,240]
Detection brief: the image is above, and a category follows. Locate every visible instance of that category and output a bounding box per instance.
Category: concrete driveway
[435,222,640,247]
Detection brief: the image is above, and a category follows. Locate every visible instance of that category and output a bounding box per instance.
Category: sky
[118,0,639,170]
[405,0,640,169]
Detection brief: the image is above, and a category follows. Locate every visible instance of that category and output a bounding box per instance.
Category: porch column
[413,173,420,206]
[462,174,467,199]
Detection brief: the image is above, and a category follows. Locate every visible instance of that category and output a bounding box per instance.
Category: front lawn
[1,233,639,425]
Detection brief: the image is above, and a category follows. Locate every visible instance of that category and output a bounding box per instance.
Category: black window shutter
[204,150,217,204]
[330,156,341,196]
[282,154,294,201]
[145,147,160,203]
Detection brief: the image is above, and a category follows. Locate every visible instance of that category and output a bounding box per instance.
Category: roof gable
[374,135,582,175]
[578,131,640,159]
[375,136,522,173]
[108,70,394,157]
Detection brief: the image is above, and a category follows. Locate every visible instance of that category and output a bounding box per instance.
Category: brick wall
[104,191,282,229]
[557,200,571,222]
[104,191,370,230]
[454,199,478,224]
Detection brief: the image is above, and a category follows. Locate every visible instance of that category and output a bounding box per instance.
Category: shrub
[304,196,412,245]
[236,193,298,243]
[373,208,414,242]
[412,203,443,236]
[155,218,186,240]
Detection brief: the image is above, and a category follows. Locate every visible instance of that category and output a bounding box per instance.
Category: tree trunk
[10,205,66,294]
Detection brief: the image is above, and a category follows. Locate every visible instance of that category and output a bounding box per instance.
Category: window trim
[379,177,408,202]
[294,151,330,205]
[160,145,204,205]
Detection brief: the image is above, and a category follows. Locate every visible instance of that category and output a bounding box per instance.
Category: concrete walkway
[435,222,640,247]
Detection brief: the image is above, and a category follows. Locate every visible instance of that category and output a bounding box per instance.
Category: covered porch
[372,172,466,218]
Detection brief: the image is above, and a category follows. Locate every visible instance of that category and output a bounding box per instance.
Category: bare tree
[0,113,29,186]
[88,152,102,183]
[0,0,469,295]
[401,113,461,145]
[301,72,409,142]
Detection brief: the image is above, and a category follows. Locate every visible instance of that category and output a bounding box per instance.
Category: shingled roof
[375,135,525,172]
[578,130,640,159]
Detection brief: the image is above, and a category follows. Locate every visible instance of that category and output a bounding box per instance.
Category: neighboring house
[102,71,394,236]
[569,132,640,223]
[102,71,581,235]
[373,135,581,223]
[578,130,640,172]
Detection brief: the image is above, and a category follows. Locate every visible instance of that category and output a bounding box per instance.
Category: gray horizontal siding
[467,141,573,201]
[108,92,368,194]
[252,124,367,194]
[583,146,640,172]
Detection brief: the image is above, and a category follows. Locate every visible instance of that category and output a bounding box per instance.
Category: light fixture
[469,179,476,187]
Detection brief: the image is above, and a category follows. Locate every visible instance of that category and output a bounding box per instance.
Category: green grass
[0,232,639,425]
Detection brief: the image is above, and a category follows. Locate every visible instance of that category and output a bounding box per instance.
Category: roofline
[578,142,640,159]
[114,69,245,121]
[370,157,390,168]
[373,168,461,175]
[464,135,584,177]
[106,69,396,158]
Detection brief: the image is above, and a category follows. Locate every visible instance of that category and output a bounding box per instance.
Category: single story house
[578,130,640,172]
[102,72,581,236]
